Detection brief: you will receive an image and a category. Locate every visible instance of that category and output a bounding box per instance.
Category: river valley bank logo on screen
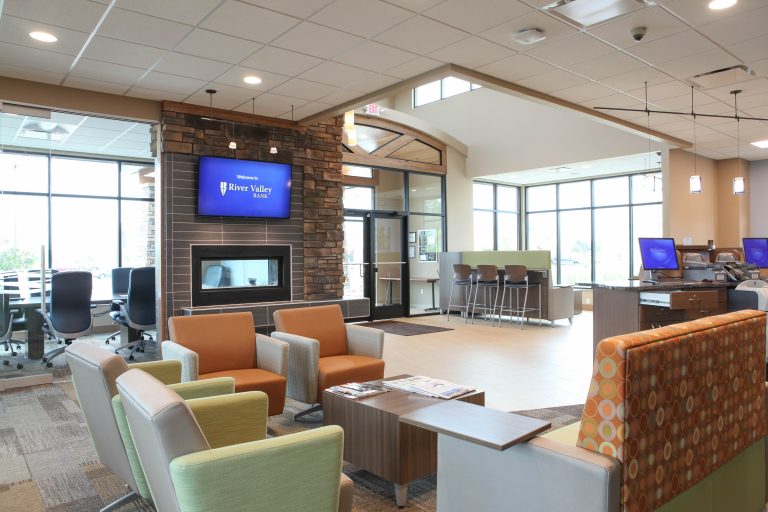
[218,177,273,199]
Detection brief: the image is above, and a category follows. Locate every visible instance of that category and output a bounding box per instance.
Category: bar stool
[470,265,500,324]
[446,264,474,322]
[497,265,541,329]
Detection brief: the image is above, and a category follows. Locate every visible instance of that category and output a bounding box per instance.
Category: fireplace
[191,245,292,306]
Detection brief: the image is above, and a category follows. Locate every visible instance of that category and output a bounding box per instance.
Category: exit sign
[365,103,381,115]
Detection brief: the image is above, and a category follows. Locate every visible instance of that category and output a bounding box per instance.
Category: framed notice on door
[418,229,437,261]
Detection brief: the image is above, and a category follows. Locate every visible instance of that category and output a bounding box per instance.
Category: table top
[400,400,551,451]
[579,279,735,291]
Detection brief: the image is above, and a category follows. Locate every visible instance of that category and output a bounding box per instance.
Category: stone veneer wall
[159,106,344,324]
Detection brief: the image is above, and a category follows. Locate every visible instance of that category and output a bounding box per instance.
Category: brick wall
[159,105,344,323]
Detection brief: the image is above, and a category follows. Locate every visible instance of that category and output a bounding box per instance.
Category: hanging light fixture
[228,119,237,150]
[343,109,357,146]
[202,89,217,121]
[689,86,702,194]
[732,90,746,195]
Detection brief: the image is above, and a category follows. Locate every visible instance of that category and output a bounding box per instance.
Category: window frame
[472,181,521,251]
[413,78,483,108]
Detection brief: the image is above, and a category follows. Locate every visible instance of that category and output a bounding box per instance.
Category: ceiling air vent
[689,65,756,90]
[542,0,655,28]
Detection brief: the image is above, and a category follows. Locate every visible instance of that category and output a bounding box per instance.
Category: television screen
[743,238,768,268]
[198,156,291,218]
[638,238,679,271]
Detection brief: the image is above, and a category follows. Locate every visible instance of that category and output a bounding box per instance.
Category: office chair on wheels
[1,294,25,369]
[42,271,93,368]
[112,267,156,361]
[105,267,132,344]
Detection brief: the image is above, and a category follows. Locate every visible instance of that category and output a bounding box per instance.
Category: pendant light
[732,90,745,195]
[229,119,237,150]
[202,89,217,121]
[689,86,702,194]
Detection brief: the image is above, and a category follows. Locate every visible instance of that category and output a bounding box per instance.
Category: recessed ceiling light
[708,0,737,10]
[751,139,768,149]
[243,75,262,85]
[29,31,57,43]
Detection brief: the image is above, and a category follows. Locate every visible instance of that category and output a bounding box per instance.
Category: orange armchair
[163,312,288,416]
[272,305,385,420]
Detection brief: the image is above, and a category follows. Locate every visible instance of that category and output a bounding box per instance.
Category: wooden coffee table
[322,374,484,507]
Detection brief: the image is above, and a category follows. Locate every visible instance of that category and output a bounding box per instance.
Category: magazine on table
[326,382,389,400]
[382,376,475,399]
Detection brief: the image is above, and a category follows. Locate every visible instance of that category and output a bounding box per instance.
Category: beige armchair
[116,368,353,512]
[272,304,385,420]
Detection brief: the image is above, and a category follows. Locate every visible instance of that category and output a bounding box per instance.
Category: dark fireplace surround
[191,244,292,306]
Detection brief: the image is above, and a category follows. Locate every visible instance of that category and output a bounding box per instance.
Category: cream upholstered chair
[272,304,385,420]
[65,342,235,510]
[115,368,354,512]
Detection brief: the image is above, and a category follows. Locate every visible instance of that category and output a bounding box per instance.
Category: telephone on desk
[722,262,758,282]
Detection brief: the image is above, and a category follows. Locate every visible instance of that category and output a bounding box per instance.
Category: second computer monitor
[743,238,768,268]
[638,238,679,271]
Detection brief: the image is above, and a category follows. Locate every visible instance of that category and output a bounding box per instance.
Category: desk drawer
[639,306,685,323]
[668,290,718,310]
[685,304,728,321]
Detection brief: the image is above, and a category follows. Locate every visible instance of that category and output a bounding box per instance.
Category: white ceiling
[0,0,767,160]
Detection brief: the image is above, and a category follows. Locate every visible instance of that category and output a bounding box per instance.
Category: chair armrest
[128,360,182,385]
[346,324,384,359]
[168,377,236,400]
[162,340,198,382]
[255,334,289,378]
[186,391,269,449]
[170,426,344,512]
[271,331,320,404]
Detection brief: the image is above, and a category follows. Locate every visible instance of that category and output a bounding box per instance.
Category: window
[413,77,482,107]
[525,172,662,284]
[472,182,520,251]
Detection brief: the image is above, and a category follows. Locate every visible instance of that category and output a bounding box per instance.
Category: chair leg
[520,285,529,330]
[100,490,139,512]
[105,330,120,344]
[447,282,455,322]
[294,403,323,422]
[42,345,67,367]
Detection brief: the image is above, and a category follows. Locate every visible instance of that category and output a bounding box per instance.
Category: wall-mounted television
[197,156,292,218]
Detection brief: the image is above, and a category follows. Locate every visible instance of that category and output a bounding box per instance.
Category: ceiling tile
[133,71,208,95]
[154,52,232,81]
[315,87,365,105]
[427,36,514,69]
[627,30,720,65]
[475,53,554,83]
[423,0,531,34]
[626,81,693,103]
[663,0,768,28]
[238,0,335,19]
[383,0,446,13]
[384,56,443,79]
[0,15,89,56]
[0,63,64,85]
[0,41,74,74]
[271,22,364,59]
[751,58,768,76]
[515,69,588,94]
[3,0,108,32]
[586,6,688,50]
[175,29,264,65]
[200,1,301,44]
[727,34,768,63]
[706,78,768,104]
[233,92,307,117]
[99,8,192,49]
[281,101,337,120]
[480,10,577,51]
[591,92,645,110]
[115,0,220,26]
[70,58,145,84]
[127,87,189,102]
[300,61,379,88]
[310,0,413,38]
[82,36,166,69]
[214,66,290,90]
[654,48,742,81]
[566,51,647,80]
[526,33,614,68]
[345,73,401,93]
[374,16,468,55]
[241,46,322,76]
[553,82,616,104]
[184,83,265,111]
[334,41,417,72]
[698,6,768,46]
[601,67,675,92]
[269,78,340,101]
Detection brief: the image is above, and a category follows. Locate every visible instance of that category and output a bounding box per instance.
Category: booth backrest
[579,310,766,511]
[273,305,348,358]
[168,312,257,374]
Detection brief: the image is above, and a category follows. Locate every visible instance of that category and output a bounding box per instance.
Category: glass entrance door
[342,214,369,300]
[371,213,407,319]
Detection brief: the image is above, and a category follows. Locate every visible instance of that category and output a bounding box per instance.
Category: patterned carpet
[0,381,582,511]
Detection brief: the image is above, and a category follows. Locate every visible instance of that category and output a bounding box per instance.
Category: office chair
[106,267,133,344]
[112,267,156,361]
[1,294,25,369]
[42,271,93,368]
[203,264,230,287]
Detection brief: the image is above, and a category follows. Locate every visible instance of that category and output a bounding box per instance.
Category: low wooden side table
[322,374,484,507]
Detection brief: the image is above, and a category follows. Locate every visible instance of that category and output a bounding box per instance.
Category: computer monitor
[743,238,768,268]
[638,238,679,271]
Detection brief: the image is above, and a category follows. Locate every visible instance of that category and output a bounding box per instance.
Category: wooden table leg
[394,483,408,508]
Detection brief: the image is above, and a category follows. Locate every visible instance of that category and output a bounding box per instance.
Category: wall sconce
[690,175,702,194]
[733,176,745,195]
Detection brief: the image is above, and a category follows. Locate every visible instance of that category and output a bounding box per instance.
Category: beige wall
[445,146,474,251]
[715,158,750,247]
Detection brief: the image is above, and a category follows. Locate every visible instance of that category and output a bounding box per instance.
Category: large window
[525,172,662,284]
[0,151,155,297]
[473,182,520,251]
[413,77,482,108]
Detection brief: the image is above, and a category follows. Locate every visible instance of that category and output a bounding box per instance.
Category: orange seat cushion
[168,313,257,374]
[317,355,385,402]
[200,368,287,416]
[273,305,348,358]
